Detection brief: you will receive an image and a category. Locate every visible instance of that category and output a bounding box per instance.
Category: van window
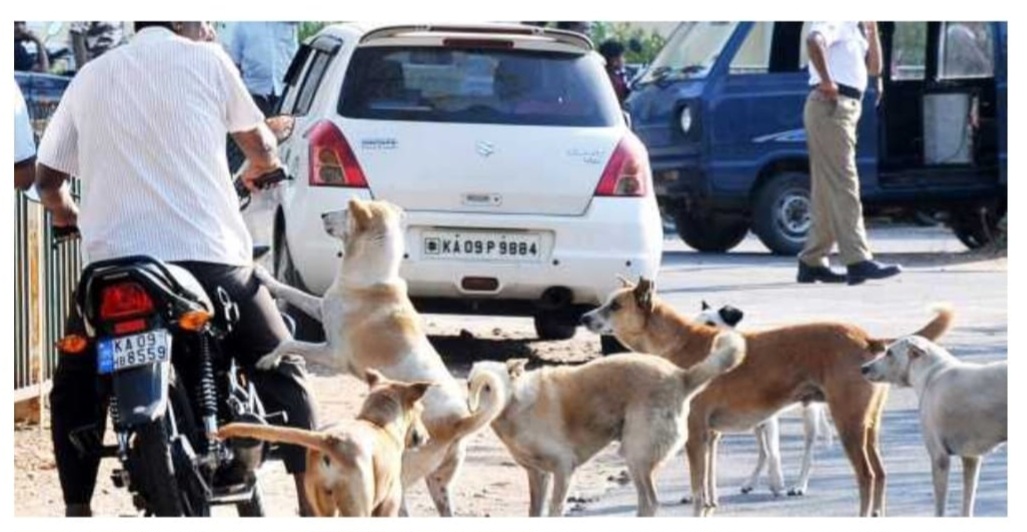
[891,22,927,80]
[730,22,813,75]
[939,22,994,79]
[640,22,738,83]
[338,47,620,127]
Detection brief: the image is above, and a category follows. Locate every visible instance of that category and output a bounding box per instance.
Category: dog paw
[740,485,754,494]
[787,487,806,497]
[255,353,282,371]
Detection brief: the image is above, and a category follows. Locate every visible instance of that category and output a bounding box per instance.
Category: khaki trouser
[799,90,873,267]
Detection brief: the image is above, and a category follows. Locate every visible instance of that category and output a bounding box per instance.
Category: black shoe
[846,260,902,285]
[797,262,846,284]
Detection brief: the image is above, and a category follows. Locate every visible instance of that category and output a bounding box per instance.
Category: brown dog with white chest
[218,369,432,517]
[581,277,953,517]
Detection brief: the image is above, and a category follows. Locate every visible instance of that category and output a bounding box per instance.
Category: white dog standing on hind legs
[862,335,1007,517]
[252,198,504,516]
[694,301,835,498]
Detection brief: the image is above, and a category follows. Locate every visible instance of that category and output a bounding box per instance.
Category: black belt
[811,83,863,100]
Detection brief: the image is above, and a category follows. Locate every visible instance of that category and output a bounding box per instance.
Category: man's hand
[232,122,282,192]
[817,79,839,101]
[240,159,284,192]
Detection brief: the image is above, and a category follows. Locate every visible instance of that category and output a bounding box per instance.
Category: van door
[879,21,928,173]
[917,22,999,183]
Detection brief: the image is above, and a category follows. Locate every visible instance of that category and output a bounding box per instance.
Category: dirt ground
[13,317,633,517]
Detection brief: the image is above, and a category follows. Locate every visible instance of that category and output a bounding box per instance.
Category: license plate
[422,231,542,262]
[97,330,172,375]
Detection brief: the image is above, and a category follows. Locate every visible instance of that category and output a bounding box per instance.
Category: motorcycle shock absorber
[196,333,221,458]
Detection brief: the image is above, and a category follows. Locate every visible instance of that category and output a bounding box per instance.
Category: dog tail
[679,330,747,392]
[218,423,346,463]
[455,371,507,440]
[866,303,954,353]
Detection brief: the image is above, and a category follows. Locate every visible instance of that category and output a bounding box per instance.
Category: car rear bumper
[286,193,662,310]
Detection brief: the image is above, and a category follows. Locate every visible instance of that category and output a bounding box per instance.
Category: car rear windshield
[338,46,621,127]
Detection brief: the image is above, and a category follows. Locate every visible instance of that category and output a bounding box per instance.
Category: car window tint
[338,47,620,127]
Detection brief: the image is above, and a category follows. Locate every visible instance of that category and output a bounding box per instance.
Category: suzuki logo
[476,141,495,158]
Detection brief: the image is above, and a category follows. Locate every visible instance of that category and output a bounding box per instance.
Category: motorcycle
[57,168,290,516]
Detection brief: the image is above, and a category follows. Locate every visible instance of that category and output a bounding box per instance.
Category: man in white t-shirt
[14,78,36,190]
[798,21,902,285]
[35,21,316,517]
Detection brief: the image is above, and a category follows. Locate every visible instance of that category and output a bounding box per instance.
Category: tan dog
[862,336,1007,516]
[218,370,431,517]
[252,198,503,515]
[467,334,745,517]
[581,277,953,517]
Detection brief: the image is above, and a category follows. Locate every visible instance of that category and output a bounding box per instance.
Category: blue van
[628,22,1006,255]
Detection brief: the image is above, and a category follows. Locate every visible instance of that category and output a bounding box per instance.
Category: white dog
[862,335,1007,516]
[694,301,834,497]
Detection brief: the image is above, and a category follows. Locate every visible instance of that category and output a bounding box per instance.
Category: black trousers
[50,261,318,506]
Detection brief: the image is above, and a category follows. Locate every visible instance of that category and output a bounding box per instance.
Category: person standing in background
[14,78,37,190]
[15,22,50,72]
[599,39,631,104]
[226,22,299,116]
[798,21,902,285]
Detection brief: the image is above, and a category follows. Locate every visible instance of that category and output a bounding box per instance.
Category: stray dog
[218,370,432,517]
[862,335,1007,516]
[694,301,834,497]
[467,334,746,517]
[581,277,953,516]
[253,198,503,516]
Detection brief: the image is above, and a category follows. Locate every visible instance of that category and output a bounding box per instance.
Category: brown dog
[581,277,953,517]
[218,370,431,517]
[467,335,745,516]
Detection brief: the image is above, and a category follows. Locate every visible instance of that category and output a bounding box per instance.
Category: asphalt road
[574,225,1008,517]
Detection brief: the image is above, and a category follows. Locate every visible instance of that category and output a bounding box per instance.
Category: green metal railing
[13,186,82,401]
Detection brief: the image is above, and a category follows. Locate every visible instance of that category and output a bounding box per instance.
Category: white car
[271,23,662,347]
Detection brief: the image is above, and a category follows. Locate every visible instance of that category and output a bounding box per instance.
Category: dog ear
[720,306,744,327]
[506,358,529,379]
[634,277,655,313]
[403,381,434,404]
[348,198,373,231]
[364,368,385,387]
[616,274,634,288]
[701,300,711,311]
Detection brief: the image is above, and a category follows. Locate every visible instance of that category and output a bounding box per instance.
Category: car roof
[317,22,593,53]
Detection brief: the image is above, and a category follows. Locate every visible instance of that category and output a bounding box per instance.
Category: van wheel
[533,312,577,341]
[752,172,811,256]
[273,224,325,342]
[672,209,749,253]
[949,200,1005,250]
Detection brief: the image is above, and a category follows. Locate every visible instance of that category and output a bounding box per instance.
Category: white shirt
[14,79,35,164]
[807,21,869,92]
[37,27,264,266]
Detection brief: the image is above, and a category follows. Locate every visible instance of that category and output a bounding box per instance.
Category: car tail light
[594,134,651,198]
[99,282,155,321]
[308,120,368,188]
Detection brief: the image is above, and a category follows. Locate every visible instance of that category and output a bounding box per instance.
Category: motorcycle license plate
[97,330,172,375]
